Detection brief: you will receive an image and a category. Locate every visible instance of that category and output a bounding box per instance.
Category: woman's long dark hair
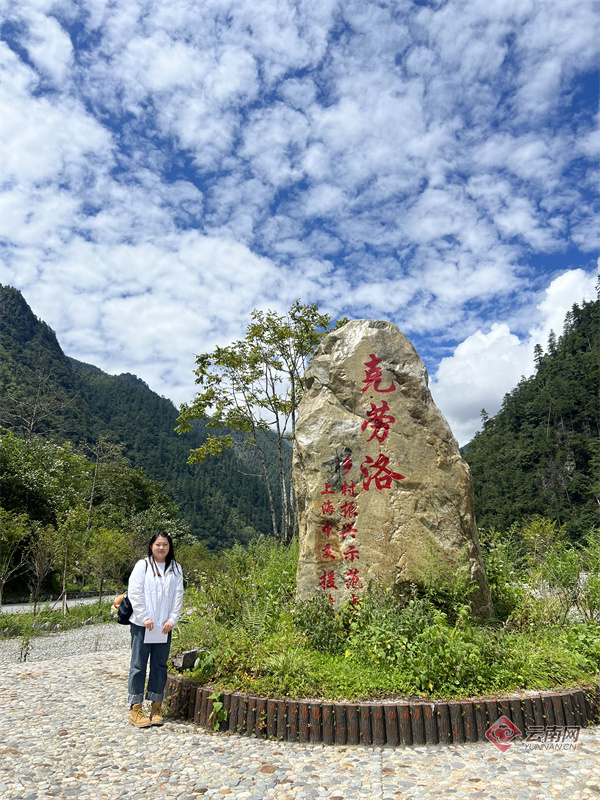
[147,531,180,574]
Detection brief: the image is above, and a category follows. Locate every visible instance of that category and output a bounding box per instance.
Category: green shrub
[578,530,600,622]
[171,532,600,702]
[479,525,527,620]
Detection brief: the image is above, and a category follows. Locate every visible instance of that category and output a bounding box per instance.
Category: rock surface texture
[294,320,492,616]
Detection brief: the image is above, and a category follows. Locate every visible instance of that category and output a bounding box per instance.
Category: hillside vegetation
[0,285,279,551]
[465,297,599,540]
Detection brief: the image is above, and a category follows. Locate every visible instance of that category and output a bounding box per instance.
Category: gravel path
[1,625,599,799]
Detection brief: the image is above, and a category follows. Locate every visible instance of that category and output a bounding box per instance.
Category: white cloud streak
[0,0,598,442]
[431,268,599,445]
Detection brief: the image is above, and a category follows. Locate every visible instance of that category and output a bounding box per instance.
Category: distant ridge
[0,285,279,549]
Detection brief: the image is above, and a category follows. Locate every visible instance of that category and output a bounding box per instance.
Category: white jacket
[127,557,184,629]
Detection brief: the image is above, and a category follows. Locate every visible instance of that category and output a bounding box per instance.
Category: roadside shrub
[0,601,114,639]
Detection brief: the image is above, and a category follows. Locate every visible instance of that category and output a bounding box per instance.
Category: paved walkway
[2,646,600,799]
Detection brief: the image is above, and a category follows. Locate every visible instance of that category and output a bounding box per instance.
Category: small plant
[207,691,227,731]
[479,525,527,620]
[577,530,600,623]
[18,632,31,662]
[417,543,476,621]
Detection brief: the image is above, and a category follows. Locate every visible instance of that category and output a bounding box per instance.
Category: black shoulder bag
[117,559,148,624]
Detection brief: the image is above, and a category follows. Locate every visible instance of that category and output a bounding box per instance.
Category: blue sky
[1,0,598,444]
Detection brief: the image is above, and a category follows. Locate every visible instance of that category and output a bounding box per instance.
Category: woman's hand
[162,621,174,635]
[144,619,154,631]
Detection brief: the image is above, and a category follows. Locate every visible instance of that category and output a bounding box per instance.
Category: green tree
[177,301,340,545]
[0,368,77,441]
[53,505,88,614]
[25,523,59,612]
[87,527,131,602]
[0,430,91,524]
[83,437,127,533]
[0,508,31,606]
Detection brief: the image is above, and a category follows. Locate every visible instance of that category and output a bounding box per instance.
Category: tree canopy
[177,301,342,545]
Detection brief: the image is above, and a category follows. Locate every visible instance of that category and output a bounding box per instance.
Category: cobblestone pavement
[2,633,600,800]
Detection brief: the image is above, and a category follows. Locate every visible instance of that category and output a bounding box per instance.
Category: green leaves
[172,536,600,701]
[177,300,340,544]
[187,434,234,464]
[207,691,227,730]
[0,508,31,603]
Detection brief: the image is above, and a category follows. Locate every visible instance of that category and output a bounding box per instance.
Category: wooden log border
[164,676,600,747]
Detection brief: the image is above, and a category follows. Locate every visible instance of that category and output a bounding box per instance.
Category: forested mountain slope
[464,298,599,538]
[0,285,278,549]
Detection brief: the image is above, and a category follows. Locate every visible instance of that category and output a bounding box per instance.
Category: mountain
[464,297,599,539]
[0,285,278,549]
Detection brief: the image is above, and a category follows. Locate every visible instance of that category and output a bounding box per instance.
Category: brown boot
[129,703,152,728]
[150,701,164,726]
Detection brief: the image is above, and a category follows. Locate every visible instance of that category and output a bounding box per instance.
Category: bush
[479,525,527,620]
[171,532,600,701]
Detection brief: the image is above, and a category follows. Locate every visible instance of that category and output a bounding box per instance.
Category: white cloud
[0,43,112,187]
[21,9,74,85]
[1,0,598,438]
[431,269,598,446]
[2,230,304,406]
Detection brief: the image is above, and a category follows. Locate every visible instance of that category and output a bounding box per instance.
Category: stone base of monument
[164,675,600,746]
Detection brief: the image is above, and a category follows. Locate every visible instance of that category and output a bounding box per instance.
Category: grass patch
[171,535,600,701]
[0,601,115,639]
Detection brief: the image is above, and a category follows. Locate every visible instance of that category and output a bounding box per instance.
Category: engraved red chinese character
[343,545,360,562]
[319,569,338,590]
[341,480,355,497]
[339,500,358,519]
[345,569,363,589]
[341,455,352,476]
[362,354,396,394]
[361,400,396,443]
[351,593,360,606]
[360,454,405,491]
[339,523,357,541]
[321,522,335,539]
[321,483,334,495]
[321,543,336,560]
[321,500,335,515]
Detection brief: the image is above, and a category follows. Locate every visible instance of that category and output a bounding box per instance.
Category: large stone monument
[293,320,492,617]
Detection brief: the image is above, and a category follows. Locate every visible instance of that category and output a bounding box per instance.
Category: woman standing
[126,532,184,728]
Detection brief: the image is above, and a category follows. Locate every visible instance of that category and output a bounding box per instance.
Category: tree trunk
[61,551,68,616]
[87,458,99,533]
[276,434,291,545]
[31,586,40,615]
[288,471,299,542]
[253,428,279,540]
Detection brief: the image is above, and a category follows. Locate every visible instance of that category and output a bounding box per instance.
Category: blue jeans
[128,623,172,705]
